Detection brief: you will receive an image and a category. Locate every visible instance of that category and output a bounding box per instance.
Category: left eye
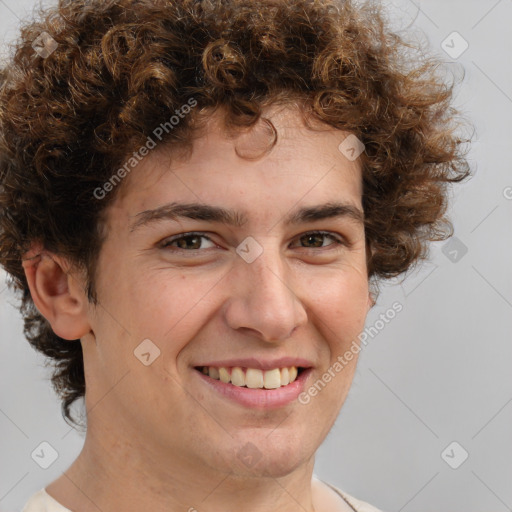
[161,231,343,251]
[293,231,342,249]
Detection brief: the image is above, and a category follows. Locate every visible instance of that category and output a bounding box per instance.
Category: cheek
[124,271,220,348]
[307,268,369,340]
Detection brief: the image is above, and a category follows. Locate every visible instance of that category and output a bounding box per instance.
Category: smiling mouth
[194,366,306,389]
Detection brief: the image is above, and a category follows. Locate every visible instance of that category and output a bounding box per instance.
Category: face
[82,104,371,479]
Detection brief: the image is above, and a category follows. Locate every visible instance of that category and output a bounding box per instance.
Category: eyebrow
[129,201,364,233]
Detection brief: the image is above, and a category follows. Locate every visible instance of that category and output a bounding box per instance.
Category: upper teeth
[201,366,299,389]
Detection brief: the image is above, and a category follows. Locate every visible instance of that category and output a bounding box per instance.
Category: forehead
[109,104,363,226]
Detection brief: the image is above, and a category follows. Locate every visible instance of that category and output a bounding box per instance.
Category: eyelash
[160,230,346,252]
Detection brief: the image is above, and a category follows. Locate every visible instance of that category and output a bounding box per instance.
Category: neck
[47,421,318,512]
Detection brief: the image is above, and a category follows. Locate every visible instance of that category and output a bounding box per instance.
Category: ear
[367,289,376,311]
[365,239,377,311]
[22,243,92,340]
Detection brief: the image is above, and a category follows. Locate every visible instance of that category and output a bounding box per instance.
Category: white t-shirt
[22,489,72,512]
[22,484,384,512]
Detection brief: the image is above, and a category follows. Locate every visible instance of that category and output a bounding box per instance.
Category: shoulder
[22,489,72,512]
[322,480,385,512]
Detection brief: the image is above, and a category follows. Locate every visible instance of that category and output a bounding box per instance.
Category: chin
[209,431,315,479]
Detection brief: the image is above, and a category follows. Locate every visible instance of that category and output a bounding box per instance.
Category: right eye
[160,232,217,251]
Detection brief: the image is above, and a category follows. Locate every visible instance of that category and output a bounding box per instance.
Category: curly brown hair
[0,0,471,426]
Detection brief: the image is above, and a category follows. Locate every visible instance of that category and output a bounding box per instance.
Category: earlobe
[367,291,376,311]
[365,242,377,311]
[22,243,91,341]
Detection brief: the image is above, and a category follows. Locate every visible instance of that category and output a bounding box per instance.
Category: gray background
[0,0,511,510]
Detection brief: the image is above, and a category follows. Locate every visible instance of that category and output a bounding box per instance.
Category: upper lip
[194,357,314,371]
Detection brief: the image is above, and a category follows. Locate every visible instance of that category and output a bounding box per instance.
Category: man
[0,0,470,510]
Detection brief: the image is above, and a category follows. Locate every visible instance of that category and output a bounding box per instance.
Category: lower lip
[195,368,312,409]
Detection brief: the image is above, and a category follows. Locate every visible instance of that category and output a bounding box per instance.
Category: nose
[223,245,308,342]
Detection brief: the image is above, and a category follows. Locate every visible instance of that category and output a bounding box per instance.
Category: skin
[23,103,372,512]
